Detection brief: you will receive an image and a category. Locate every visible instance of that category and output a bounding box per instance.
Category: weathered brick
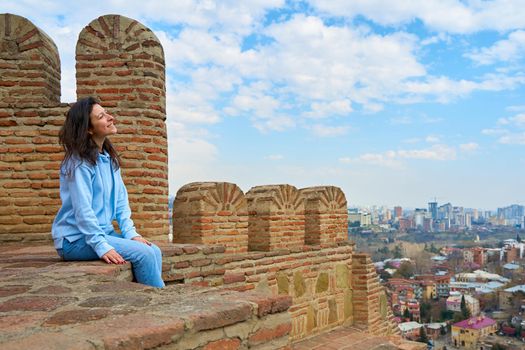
[248,322,292,345]
[203,338,241,350]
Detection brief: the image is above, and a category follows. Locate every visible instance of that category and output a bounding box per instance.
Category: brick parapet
[159,241,356,341]
[0,14,61,108]
[0,105,68,242]
[352,253,400,336]
[300,186,348,245]
[76,15,168,240]
[246,185,305,251]
[0,13,169,242]
[172,182,249,253]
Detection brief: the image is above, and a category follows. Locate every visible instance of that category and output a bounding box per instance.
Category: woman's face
[89,104,117,139]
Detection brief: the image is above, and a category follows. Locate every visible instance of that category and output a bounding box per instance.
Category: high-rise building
[428,201,438,220]
[394,206,402,219]
[414,208,427,229]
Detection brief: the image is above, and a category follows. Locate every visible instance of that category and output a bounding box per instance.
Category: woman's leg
[105,235,165,288]
[62,238,99,261]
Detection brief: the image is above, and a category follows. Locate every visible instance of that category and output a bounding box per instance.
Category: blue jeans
[59,233,165,288]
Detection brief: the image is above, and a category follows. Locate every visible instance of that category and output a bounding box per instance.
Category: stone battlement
[0,12,406,349]
[0,244,293,350]
[0,13,168,242]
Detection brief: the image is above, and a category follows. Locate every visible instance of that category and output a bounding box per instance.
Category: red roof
[453,316,496,330]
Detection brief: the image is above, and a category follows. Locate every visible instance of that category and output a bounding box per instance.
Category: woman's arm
[68,163,115,257]
[115,169,140,240]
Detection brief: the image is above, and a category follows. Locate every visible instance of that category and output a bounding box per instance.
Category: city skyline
[5,1,525,209]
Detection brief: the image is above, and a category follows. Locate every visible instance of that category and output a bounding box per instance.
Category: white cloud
[466,30,525,65]
[397,144,456,161]
[459,142,479,152]
[390,116,412,125]
[425,135,440,143]
[308,0,525,34]
[402,137,421,144]
[506,105,525,112]
[498,113,525,127]
[498,133,525,145]
[166,120,219,193]
[341,144,458,169]
[482,128,507,136]
[484,112,525,145]
[309,124,350,137]
[304,100,352,119]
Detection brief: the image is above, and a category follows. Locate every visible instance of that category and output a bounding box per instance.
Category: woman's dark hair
[59,97,120,175]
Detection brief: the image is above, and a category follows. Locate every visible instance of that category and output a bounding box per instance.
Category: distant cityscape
[348,202,525,233]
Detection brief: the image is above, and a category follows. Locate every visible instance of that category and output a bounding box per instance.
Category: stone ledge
[0,243,293,350]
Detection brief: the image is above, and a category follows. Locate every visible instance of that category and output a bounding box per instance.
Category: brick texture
[0,14,169,242]
[300,186,348,245]
[246,185,305,251]
[172,182,248,253]
[0,14,60,108]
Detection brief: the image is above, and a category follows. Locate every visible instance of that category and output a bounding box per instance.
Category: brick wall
[160,242,401,341]
[172,182,249,253]
[170,182,400,340]
[0,13,169,242]
[300,186,348,245]
[352,254,400,336]
[246,185,305,251]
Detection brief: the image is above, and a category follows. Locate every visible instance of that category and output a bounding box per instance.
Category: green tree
[440,309,454,321]
[394,261,415,279]
[393,244,403,259]
[492,344,508,350]
[420,302,432,323]
[418,326,429,344]
[460,295,471,320]
[403,307,410,320]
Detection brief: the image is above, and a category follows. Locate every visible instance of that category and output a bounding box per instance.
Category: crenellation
[1,12,404,349]
[0,13,169,242]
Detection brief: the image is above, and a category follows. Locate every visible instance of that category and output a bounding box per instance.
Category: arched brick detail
[172,182,248,253]
[246,185,305,251]
[0,13,61,107]
[300,186,348,245]
[76,15,168,239]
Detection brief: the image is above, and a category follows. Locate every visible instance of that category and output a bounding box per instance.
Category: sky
[3,0,525,210]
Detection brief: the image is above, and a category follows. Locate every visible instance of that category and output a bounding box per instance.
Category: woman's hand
[132,236,152,246]
[101,249,126,264]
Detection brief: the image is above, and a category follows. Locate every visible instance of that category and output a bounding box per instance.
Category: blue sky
[4,0,525,210]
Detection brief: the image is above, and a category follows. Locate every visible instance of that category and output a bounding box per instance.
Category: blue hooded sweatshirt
[52,151,139,257]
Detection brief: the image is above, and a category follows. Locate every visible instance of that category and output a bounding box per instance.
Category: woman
[52,97,165,288]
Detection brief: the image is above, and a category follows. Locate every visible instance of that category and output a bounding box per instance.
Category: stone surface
[277,273,289,295]
[293,271,306,298]
[335,264,349,289]
[292,326,426,350]
[0,285,31,297]
[43,308,113,326]
[203,338,241,350]
[0,296,76,312]
[316,272,329,293]
[0,243,292,350]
